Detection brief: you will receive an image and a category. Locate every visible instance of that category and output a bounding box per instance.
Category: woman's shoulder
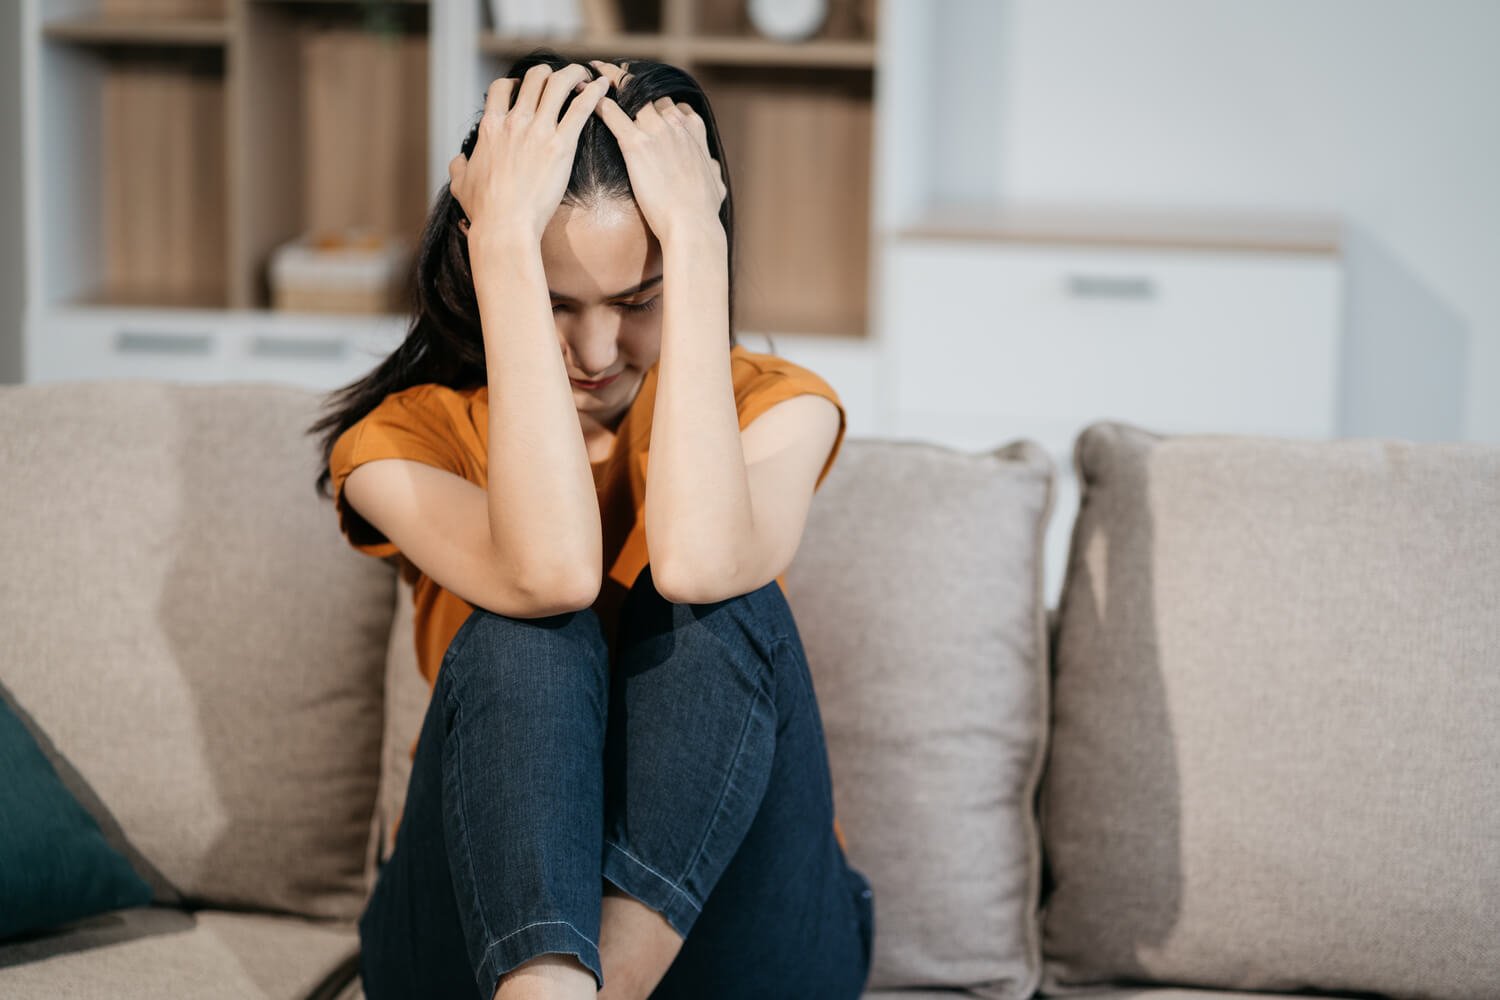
[726,343,845,437]
[730,344,836,391]
[349,382,485,436]
[330,382,482,480]
[373,381,482,411]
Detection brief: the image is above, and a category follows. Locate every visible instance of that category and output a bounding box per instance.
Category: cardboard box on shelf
[269,227,413,315]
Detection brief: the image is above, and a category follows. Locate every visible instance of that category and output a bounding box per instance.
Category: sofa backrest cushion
[789,437,1056,997]
[1040,420,1500,1000]
[0,381,394,923]
[372,574,427,874]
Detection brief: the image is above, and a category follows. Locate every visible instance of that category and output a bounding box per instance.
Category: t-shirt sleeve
[328,388,467,558]
[735,359,849,494]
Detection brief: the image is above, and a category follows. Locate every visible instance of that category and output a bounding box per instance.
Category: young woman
[309,52,873,1000]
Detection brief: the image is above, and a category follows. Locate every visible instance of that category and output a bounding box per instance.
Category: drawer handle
[249,335,348,360]
[114,330,215,355]
[1065,274,1157,300]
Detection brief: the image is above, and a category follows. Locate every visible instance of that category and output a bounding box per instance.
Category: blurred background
[2,0,1496,604]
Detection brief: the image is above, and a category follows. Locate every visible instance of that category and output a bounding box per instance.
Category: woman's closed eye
[553,297,660,314]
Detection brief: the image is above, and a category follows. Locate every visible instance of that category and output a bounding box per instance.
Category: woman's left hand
[593,93,727,247]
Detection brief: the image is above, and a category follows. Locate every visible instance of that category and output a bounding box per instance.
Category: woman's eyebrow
[550,273,664,302]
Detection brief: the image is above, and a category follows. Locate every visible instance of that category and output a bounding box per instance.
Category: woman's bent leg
[602,565,875,1000]
[359,605,613,1000]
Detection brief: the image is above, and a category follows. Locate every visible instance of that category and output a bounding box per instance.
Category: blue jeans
[357,563,875,999]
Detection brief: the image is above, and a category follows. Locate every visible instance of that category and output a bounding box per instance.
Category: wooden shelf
[43,15,231,47]
[480,32,876,69]
[686,36,875,69]
[479,31,678,60]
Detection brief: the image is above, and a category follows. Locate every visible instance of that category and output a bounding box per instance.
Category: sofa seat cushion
[1038,991,1316,1000]
[1040,421,1500,1000]
[331,982,1054,999]
[0,906,358,999]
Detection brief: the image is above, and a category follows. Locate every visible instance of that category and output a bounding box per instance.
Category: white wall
[956,0,1500,443]
[0,0,23,383]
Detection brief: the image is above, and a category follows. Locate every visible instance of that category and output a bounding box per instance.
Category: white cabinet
[879,234,1345,606]
[28,309,409,390]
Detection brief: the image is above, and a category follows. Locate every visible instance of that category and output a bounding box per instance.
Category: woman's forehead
[541,199,660,296]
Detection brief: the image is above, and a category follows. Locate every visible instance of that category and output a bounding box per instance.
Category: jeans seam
[479,918,595,957]
[743,581,792,653]
[438,606,485,683]
[603,839,702,915]
[769,634,810,705]
[672,655,777,899]
[443,683,501,964]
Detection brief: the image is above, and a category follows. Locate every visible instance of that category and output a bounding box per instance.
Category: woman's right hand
[449,63,611,245]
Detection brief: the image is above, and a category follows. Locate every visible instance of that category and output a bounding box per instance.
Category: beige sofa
[1,379,1496,1000]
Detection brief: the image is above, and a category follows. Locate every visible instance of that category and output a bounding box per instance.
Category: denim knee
[618,564,791,670]
[438,604,611,706]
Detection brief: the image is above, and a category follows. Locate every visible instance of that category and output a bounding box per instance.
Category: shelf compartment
[42,14,231,47]
[690,0,875,42]
[232,2,429,310]
[701,65,874,338]
[43,43,231,309]
[686,36,875,69]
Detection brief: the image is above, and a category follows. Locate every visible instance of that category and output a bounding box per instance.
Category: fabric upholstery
[0,906,358,999]
[371,575,428,870]
[1038,992,1325,1000]
[786,438,1057,999]
[369,436,1059,999]
[0,381,395,922]
[1039,420,1500,1000]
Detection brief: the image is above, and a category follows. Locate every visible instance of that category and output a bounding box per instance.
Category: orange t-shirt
[329,343,849,852]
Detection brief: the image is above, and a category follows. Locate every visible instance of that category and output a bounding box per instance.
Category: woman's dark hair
[307,48,739,501]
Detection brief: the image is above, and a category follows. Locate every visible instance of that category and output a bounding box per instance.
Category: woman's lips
[570,372,621,390]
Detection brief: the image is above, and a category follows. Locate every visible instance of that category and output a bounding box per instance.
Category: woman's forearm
[469,226,603,600]
[643,225,752,595]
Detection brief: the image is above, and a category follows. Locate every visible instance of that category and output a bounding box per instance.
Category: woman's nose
[561,309,620,378]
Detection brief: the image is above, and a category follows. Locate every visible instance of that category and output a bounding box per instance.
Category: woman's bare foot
[597,881,685,1000]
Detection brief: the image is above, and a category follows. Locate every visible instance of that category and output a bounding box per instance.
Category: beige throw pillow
[1040,420,1500,1000]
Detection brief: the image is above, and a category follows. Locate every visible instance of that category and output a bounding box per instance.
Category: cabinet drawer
[883,240,1343,439]
[30,314,230,383]
[223,317,407,390]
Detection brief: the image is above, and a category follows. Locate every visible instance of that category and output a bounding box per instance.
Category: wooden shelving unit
[34,0,430,312]
[22,0,882,389]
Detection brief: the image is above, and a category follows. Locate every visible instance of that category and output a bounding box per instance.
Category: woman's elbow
[507,564,601,618]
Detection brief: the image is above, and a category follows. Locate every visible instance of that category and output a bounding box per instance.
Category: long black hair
[307,48,739,501]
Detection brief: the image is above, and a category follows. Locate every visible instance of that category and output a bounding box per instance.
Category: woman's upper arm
[341,459,596,618]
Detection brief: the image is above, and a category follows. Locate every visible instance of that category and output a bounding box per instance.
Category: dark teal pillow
[0,696,154,940]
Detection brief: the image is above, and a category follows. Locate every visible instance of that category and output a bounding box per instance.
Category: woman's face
[540,196,663,433]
